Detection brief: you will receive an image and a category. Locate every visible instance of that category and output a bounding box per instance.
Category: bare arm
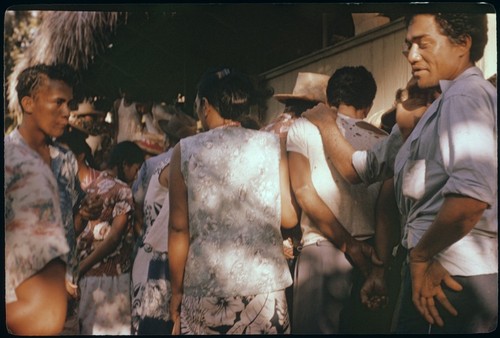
[158,163,170,188]
[411,195,487,261]
[132,163,148,239]
[374,178,400,265]
[279,137,300,229]
[6,258,67,335]
[133,201,144,239]
[168,144,190,334]
[288,151,381,276]
[409,195,487,326]
[78,213,130,277]
[361,178,401,309]
[302,103,361,184]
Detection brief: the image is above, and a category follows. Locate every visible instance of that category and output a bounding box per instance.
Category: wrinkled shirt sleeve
[439,92,497,206]
[5,144,69,303]
[352,125,403,184]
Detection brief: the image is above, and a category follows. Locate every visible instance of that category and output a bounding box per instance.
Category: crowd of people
[5,12,497,335]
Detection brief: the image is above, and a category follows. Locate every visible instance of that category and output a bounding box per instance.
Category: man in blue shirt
[303,12,497,334]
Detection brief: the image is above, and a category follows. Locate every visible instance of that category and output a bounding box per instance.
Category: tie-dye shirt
[7,129,85,283]
[5,130,69,303]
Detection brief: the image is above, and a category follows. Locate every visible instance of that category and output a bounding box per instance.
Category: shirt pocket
[402,159,426,201]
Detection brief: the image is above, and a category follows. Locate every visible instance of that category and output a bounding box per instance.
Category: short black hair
[107,141,144,182]
[16,64,79,107]
[326,66,377,109]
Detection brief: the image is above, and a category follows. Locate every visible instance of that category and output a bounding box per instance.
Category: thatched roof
[7,11,121,122]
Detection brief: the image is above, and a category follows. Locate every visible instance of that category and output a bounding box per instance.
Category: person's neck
[78,161,91,181]
[208,112,239,130]
[18,121,52,165]
[337,104,367,120]
[450,62,475,81]
[105,167,118,178]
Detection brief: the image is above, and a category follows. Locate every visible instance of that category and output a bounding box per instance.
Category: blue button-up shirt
[354,67,497,276]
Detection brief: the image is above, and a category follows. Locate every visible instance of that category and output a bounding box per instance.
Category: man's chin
[416,79,438,89]
[51,128,67,139]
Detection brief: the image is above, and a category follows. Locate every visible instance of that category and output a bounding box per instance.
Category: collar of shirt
[439,66,483,94]
[406,66,483,145]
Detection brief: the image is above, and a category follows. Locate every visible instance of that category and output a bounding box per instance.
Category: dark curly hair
[405,14,488,63]
[16,64,79,110]
[326,66,377,110]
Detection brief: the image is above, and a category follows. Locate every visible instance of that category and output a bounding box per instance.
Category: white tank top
[116,98,141,143]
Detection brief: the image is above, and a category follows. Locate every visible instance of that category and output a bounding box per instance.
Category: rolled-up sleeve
[352,126,403,184]
[439,92,497,206]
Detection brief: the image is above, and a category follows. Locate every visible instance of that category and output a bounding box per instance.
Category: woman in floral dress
[168,67,299,334]
[131,112,197,334]
[76,141,144,335]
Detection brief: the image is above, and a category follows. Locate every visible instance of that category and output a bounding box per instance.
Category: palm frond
[7,11,122,122]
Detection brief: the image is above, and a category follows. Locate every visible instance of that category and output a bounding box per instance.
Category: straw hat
[273,72,330,103]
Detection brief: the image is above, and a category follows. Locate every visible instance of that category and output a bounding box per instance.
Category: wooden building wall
[261,14,497,128]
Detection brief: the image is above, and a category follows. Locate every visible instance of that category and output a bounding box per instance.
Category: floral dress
[77,171,135,335]
[131,155,172,334]
[178,126,292,334]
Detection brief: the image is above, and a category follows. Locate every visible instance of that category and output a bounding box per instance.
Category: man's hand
[282,238,295,260]
[409,257,463,327]
[65,279,79,300]
[302,103,337,128]
[360,266,389,310]
[345,238,383,277]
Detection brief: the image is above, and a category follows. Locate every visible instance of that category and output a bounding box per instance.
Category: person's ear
[457,34,472,58]
[201,98,210,118]
[20,96,34,114]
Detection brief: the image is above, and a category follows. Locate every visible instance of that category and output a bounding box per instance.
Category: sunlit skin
[20,78,73,141]
[404,15,473,89]
[6,259,68,335]
[18,78,73,166]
